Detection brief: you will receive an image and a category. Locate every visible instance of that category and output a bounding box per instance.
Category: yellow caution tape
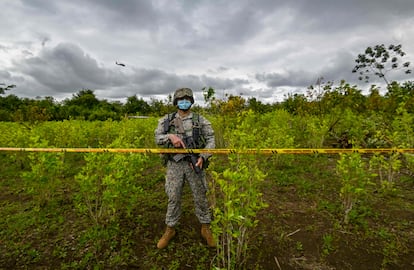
[0,147,413,154]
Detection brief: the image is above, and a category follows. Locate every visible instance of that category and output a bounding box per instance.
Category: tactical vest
[162,112,206,148]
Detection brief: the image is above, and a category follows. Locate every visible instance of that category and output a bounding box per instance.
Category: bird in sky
[116,61,126,67]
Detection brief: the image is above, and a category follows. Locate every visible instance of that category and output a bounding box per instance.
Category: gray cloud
[1,0,414,103]
[255,70,315,88]
[9,42,250,102]
[15,43,107,93]
[0,70,12,81]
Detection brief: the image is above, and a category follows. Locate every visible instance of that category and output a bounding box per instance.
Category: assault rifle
[182,136,202,174]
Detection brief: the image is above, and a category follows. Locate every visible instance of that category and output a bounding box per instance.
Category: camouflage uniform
[155,112,215,227]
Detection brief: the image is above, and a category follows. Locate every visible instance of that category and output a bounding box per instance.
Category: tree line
[0,81,412,122]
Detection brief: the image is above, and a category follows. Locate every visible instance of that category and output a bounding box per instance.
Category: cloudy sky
[1,0,414,104]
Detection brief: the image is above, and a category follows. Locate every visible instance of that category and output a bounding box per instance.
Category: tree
[62,90,101,120]
[0,94,22,121]
[0,83,16,95]
[124,95,151,115]
[26,96,59,121]
[352,44,411,86]
[203,86,216,104]
[246,97,272,113]
[366,86,385,112]
[64,89,100,108]
[385,81,414,113]
[282,93,308,115]
[149,98,174,116]
[216,95,246,115]
[306,77,333,101]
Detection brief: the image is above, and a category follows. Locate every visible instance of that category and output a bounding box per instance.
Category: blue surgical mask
[177,100,192,110]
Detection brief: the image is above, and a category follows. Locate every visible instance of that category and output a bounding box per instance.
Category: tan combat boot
[157,226,176,249]
[201,224,216,247]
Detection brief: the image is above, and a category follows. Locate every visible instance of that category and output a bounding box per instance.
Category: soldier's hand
[168,134,186,148]
[195,157,203,168]
[189,157,203,172]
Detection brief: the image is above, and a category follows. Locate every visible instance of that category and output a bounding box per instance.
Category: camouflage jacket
[154,112,215,161]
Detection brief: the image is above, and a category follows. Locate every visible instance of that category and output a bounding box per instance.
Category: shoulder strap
[192,113,200,126]
[192,113,201,146]
[163,112,176,134]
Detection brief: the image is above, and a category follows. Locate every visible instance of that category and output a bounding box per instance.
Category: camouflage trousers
[164,159,212,227]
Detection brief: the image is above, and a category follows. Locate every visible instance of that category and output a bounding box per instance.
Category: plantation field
[0,111,413,269]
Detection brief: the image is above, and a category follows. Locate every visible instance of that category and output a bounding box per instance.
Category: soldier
[154,87,216,249]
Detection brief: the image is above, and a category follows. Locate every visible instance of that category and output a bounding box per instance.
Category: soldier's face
[177,98,192,111]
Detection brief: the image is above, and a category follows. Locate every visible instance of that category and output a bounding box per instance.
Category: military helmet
[173,88,194,105]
